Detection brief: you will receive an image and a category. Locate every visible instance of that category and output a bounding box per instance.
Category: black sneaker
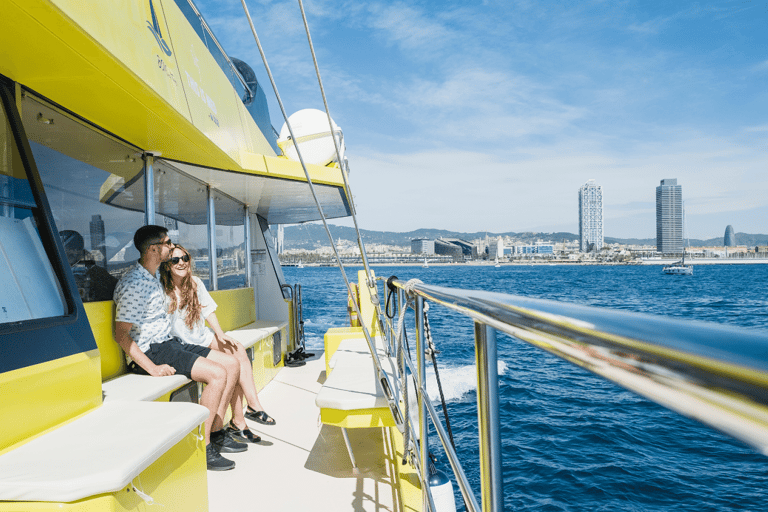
[206,443,235,471]
[211,429,248,453]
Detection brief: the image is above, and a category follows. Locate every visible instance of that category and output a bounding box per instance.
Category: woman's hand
[214,332,237,348]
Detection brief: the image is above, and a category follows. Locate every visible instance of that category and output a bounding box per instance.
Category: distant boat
[494,257,500,268]
[663,252,692,275]
[297,260,304,268]
[422,258,428,268]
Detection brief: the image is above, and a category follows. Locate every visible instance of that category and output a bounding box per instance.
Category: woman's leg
[210,339,265,428]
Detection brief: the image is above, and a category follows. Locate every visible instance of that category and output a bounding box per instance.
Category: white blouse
[168,276,218,347]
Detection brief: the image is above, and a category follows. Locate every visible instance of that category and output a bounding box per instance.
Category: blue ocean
[283,264,768,511]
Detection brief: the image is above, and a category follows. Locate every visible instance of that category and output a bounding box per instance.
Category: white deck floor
[207,353,400,512]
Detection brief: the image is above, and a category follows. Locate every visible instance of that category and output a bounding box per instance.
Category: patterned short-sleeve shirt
[113,263,172,352]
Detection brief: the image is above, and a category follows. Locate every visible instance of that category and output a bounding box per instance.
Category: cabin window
[153,160,211,286]
[213,191,246,290]
[22,95,145,302]
[0,92,67,322]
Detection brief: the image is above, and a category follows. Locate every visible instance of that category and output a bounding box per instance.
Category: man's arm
[114,321,175,377]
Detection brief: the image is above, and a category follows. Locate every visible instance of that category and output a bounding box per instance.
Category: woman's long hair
[159,244,202,330]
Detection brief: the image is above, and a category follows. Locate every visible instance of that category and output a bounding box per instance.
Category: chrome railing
[382,278,768,512]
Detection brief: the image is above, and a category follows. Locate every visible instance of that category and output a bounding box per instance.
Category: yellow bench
[316,329,396,468]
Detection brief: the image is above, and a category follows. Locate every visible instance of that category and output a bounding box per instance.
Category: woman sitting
[160,245,276,443]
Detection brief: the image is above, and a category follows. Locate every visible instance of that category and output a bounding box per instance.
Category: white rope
[132,476,163,507]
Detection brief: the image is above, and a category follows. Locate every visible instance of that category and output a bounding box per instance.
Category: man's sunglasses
[151,239,174,247]
[170,255,190,264]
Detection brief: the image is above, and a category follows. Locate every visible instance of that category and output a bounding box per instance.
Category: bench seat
[226,320,286,350]
[316,338,397,428]
[0,401,208,502]
[102,373,191,402]
[101,320,287,403]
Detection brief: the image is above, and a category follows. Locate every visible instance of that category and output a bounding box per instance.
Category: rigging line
[239,0,401,427]
[296,0,382,313]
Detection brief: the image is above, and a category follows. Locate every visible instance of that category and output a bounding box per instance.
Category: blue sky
[194,0,767,239]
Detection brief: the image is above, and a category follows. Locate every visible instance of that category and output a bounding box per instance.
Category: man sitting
[113,225,246,471]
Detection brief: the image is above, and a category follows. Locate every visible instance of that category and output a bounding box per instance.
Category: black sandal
[245,407,276,425]
[226,420,261,443]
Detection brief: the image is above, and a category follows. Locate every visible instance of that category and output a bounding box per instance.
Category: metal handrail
[387,278,768,512]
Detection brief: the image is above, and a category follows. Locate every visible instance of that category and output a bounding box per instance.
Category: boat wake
[425,361,508,402]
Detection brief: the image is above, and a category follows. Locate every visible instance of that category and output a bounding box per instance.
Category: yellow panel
[1,1,216,165]
[207,288,255,332]
[83,301,125,381]
[263,154,345,185]
[358,269,380,337]
[0,351,102,453]
[52,0,189,119]
[0,430,208,512]
[0,98,24,179]
[161,0,252,159]
[387,426,423,512]
[320,407,395,428]
[323,326,364,375]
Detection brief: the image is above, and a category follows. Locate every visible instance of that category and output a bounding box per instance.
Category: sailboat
[662,251,693,275]
[495,256,500,268]
[422,257,429,268]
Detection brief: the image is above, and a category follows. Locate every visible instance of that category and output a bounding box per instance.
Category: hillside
[281,224,768,250]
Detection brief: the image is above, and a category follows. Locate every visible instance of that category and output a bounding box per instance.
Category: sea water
[282,264,768,511]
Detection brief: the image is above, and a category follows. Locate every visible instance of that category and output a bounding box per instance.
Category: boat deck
[208,353,401,512]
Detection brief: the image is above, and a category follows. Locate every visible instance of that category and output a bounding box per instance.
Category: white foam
[425,360,508,402]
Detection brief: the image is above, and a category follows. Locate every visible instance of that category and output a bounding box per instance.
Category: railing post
[415,296,429,511]
[475,322,503,512]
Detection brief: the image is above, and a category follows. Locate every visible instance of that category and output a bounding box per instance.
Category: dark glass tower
[724,225,736,247]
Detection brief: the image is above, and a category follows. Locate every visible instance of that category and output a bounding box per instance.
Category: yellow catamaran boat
[2,2,768,512]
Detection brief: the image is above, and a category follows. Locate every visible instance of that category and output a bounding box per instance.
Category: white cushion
[0,401,208,502]
[316,345,397,411]
[226,320,287,349]
[102,372,191,402]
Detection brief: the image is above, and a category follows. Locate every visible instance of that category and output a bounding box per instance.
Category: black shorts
[133,337,211,378]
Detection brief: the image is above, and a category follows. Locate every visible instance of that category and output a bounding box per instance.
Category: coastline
[285,258,768,268]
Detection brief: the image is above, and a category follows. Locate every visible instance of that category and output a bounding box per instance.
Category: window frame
[0,79,80,334]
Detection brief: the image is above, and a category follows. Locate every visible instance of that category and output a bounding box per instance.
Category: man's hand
[149,364,176,377]
[115,321,176,377]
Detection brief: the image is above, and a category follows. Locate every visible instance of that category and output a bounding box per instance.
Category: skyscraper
[578,179,603,252]
[89,214,106,267]
[724,225,736,247]
[656,179,683,254]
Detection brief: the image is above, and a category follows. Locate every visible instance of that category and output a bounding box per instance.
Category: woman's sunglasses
[170,255,190,264]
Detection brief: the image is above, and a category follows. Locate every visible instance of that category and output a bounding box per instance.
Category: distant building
[724,225,736,247]
[434,239,462,261]
[411,238,435,255]
[578,180,603,252]
[488,237,504,259]
[656,179,683,254]
[512,243,554,255]
[89,214,106,267]
[441,238,478,259]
